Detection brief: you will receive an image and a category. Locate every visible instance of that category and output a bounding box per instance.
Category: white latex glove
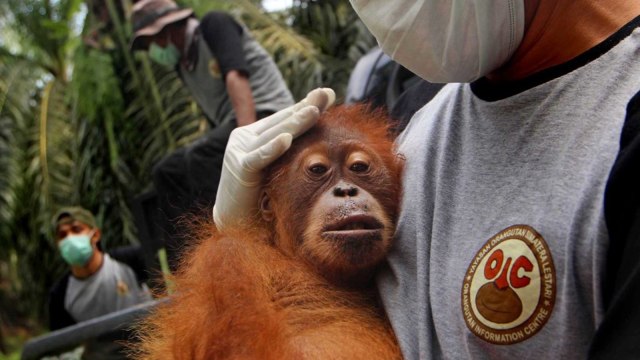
[213,88,336,231]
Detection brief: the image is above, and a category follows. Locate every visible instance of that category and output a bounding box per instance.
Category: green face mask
[58,231,95,266]
[148,42,181,67]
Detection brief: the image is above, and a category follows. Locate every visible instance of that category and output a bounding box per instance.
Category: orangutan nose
[333,182,358,197]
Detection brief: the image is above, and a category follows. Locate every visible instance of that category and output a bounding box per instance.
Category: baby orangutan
[135,104,404,359]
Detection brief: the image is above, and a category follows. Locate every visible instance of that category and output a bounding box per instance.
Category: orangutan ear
[260,191,274,222]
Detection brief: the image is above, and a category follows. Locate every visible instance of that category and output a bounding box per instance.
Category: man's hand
[213,88,336,231]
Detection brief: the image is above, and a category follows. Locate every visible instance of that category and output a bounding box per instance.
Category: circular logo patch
[208,59,221,79]
[461,225,556,344]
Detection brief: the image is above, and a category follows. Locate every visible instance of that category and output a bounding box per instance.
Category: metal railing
[21,300,161,360]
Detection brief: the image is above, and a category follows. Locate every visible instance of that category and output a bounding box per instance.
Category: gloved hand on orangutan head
[213,87,336,232]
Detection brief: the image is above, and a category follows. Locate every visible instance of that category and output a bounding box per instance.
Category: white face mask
[350,0,526,83]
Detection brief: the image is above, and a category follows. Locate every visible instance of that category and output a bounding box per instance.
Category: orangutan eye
[350,162,369,173]
[309,164,328,174]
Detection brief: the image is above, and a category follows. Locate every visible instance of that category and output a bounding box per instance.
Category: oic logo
[461,225,556,344]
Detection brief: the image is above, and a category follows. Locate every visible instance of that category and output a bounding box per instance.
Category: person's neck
[488,0,640,82]
[71,250,104,279]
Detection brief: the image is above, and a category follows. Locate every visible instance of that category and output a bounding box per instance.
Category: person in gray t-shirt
[129,0,295,270]
[48,206,152,331]
[48,206,153,359]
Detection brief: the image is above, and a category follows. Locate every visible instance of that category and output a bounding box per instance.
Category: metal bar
[21,300,162,360]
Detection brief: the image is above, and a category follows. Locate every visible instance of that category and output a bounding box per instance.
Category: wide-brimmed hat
[130,0,193,50]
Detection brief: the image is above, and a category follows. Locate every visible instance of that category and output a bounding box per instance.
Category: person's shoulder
[621,88,640,148]
[107,245,142,265]
[200,11,241,30]
[107,245,149,284]
[202,11,234,20]
[49,271,71,297]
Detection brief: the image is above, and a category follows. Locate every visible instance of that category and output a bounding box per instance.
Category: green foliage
[0,51,68,322]
[288,0,375,100]
[0,59,39,247]
[6,0,83,79]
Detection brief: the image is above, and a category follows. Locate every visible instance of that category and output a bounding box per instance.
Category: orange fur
[134,105,403,359]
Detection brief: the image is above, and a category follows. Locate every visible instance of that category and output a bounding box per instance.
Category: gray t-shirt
[65,254,152,322]
[379,24,640,359]
[178,15,294,126]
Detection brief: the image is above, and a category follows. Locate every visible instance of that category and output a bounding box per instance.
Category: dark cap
[130,0,193,50]
[52,206,97,232]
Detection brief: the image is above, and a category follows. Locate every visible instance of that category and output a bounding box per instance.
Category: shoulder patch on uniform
[117,279,130,296]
